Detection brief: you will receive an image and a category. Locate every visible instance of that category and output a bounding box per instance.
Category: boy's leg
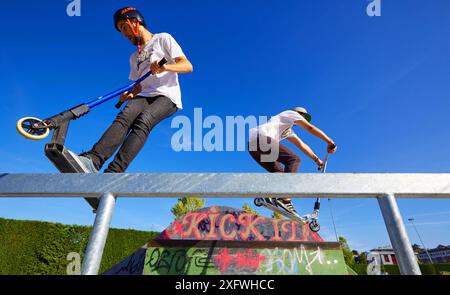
[104,95,177,173]
[272,143,301,216]
[248,149,284,173]
[277,143,301,173]
[80,97,148,170]
[248,136,284,173]
[248,137,283,205]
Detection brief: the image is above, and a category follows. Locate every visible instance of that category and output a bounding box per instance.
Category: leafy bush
[0,218,158,274]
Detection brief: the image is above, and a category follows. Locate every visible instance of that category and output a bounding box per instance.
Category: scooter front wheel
[309,220,320,232]
[16,117,50,140]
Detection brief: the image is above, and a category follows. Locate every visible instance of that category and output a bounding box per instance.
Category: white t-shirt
[129,33,185,109]
[249,110,305,143]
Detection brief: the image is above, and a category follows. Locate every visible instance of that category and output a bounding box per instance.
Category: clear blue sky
[1,0,450,252]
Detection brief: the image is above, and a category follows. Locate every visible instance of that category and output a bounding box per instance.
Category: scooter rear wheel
[16,117,50,140]
[254,198,264,207]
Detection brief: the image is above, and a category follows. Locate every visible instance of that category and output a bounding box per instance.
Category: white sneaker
[276,199,300,217]
[77,155,98,173]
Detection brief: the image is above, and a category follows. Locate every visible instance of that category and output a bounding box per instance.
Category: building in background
[418,245,450,264]
[370,246,399,265]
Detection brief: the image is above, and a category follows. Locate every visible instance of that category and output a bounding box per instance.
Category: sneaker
[77,155,98,173]
[276,198,300,217]
[264,198,277,206]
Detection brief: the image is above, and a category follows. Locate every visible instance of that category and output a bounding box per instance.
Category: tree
[358,252,368,264]
[271,211,283,219]
[242,203,258,215]
[171,197,205,218]
[339,236,355,267]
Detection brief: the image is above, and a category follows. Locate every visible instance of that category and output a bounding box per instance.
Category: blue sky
[1,0,450,252]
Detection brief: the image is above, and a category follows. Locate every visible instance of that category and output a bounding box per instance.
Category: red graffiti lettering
[236,249,265,269]
[270,219,283,241]
[281,220,297,241]
[214,248,234,272]
[181,212,208,239]
[169,220,184,236]
[205,207,220,240]
[238,213,266,241]
[219,214,237,240]
[302,223,309,240]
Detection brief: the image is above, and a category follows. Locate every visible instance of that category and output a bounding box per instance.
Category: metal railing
[1,173,449,275]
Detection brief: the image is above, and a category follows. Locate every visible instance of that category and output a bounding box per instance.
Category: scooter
[254,153,330,232]
[15,58,167,210]
[16,58,167,140]
[298,153,330,232]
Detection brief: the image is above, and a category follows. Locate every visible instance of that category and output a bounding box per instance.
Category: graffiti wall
[157,206,323,242]
[105,206,348,275]
[143,241,346,275]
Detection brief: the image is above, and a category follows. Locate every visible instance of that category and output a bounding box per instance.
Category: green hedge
[0,218,159,274]
[352,263,450,275]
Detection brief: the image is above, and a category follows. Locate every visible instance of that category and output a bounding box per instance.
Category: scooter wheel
[309,220,320,232]
[254,198,263,207]
[16,117,50,140]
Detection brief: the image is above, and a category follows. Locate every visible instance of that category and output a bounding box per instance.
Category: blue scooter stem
[86,58,167,109]
[313,153,331,211]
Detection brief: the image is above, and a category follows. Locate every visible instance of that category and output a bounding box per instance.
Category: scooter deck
[258,201,307,224]
[45,143,100,210]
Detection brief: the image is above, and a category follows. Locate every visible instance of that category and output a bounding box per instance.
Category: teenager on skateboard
[248,107,337,217]
[77,7,193,173]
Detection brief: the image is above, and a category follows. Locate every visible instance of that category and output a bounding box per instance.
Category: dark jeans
[248,136,300,173]
[81,95,177,173]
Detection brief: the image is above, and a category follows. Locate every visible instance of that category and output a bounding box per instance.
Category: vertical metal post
[378,193,421,275]
[81,192,116,275]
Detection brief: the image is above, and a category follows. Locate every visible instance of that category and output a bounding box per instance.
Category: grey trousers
[81,95,177,173]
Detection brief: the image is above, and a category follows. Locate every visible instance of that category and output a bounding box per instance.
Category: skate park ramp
[105,206,351,275]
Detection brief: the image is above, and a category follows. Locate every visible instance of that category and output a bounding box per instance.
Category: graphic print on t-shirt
[136,45,153,71]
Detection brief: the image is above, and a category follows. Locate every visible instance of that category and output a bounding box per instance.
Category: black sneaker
[276,198,300,217]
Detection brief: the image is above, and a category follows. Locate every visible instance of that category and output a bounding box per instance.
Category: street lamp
[408,218,434,264]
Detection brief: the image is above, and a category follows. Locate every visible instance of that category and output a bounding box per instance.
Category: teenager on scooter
[248,107,337,217]
[77,7,193,173]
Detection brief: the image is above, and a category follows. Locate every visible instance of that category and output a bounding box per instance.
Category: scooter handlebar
[115,58,168,109]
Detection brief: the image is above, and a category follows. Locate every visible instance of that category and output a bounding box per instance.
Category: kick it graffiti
[161,206,322,242]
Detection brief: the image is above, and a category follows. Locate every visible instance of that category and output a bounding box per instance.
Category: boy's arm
[295,120,337,153]
[150,56,193,74]
[119,83,142,103]
[165,56,193,73]
[130,83,142,96]
[287,135,323,168]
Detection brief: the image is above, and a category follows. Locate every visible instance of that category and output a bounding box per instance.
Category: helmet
[113,7,146,31]
[293,107,312,122]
